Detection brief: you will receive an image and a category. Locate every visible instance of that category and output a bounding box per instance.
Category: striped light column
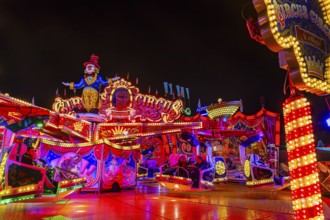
[283,96,324,219]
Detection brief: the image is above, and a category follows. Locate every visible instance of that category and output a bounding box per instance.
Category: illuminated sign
[52,79,183,123]
[133,94,183,122]
[253,0,330,95]
[52,96,83,114]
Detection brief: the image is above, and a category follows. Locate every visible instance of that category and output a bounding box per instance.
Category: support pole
[283,95,324,219]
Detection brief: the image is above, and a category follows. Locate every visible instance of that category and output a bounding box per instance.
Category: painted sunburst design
[8,112,21,117]
[111,126,128,136]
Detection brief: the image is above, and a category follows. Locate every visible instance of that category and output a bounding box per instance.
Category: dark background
[0,0,329,144]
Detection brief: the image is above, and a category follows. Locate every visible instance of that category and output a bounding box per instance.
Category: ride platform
[1,181,330,219]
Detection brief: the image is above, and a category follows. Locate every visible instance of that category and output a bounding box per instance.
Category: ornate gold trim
[84,74,97,86]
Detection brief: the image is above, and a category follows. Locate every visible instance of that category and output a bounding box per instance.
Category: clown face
[85,64,96,74]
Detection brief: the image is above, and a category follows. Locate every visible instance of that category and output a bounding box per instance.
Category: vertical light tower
[249,0,330,219]
[283,94,323,218]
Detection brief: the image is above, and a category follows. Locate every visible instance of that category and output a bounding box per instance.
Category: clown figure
[62,54,119,113]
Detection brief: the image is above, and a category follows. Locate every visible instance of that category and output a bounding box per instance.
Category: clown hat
[83,54,101,69]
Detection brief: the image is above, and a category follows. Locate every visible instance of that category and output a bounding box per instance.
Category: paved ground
[1,181,330,220]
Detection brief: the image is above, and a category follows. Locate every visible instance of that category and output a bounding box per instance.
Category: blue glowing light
[326,117,330,127]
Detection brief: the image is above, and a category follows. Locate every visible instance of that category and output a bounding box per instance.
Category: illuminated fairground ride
[0,77,284,200]
[194,99,286,188]
[0,78,205,204]
[154,98,284,191]
[231,110,286,188]
[0,95,86,204]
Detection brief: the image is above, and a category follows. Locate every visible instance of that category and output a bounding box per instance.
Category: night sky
[0,0,329,143]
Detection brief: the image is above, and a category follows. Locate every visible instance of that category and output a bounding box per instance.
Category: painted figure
[62,54,119,113]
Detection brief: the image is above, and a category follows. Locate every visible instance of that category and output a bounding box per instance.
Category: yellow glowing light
[213,177,228,183]
[0,153,8,184]
[207,103,240,120]
[244,160,251,178]
[206,99,241,120]
[292,193,323,211]
[215,161,226,175]
[290,173,320,190]
[246,178,274,186]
